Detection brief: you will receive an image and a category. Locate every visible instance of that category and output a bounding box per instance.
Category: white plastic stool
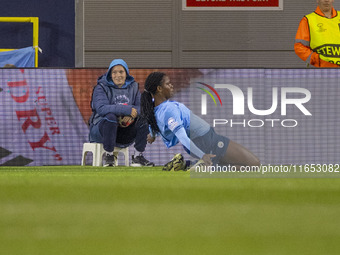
[81,143,129,166]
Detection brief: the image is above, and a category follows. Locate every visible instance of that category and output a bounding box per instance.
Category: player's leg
[219,140,260,167]
[98,113,119,152]
[90,113,119,166]
[133,117,148,153]
[119,117,154,166]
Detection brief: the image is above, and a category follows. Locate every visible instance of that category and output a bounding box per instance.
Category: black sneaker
[103,153,116,167]
[131,153,155,167]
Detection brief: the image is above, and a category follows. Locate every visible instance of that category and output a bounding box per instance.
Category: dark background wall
[77,0,340,68]
[1,0,75,67]
[2,1,340,68]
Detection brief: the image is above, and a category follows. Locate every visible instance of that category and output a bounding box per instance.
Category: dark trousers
[98,113,148,153]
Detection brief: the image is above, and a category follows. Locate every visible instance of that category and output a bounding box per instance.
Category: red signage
[183,0,283,10]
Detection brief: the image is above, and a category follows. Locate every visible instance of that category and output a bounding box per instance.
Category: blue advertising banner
[188,69,340,165]
[0,69,88,165]
[0,68,339,166]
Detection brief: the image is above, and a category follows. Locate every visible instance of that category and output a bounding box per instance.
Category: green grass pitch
[1,166,340,255]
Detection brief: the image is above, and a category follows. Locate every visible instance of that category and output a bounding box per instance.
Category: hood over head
[105,59,135,88]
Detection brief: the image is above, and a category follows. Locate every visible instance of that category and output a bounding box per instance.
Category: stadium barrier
[0,68,339,166]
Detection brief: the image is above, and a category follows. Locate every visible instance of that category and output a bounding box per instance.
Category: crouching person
[89,59,154,167]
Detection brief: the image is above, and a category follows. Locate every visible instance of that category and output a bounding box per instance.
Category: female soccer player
[140,72,260,169]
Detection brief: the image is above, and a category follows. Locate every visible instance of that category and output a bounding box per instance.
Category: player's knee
[104,113,118,122]
[242,148,260,167]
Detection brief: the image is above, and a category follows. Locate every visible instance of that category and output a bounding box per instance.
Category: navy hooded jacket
[89,59,141,125]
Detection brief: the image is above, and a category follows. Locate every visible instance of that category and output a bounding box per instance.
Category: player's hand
[131,108,138,119]
[202,154,216,166]
[147,134,156,144]
[122,116,133,124]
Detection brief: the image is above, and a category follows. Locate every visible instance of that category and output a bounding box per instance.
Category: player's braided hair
[141,72,166,134]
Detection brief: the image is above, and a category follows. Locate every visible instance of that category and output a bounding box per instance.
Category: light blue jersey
[154,100,210,158]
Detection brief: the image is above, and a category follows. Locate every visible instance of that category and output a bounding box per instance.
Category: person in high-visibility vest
[295,0,340,67]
